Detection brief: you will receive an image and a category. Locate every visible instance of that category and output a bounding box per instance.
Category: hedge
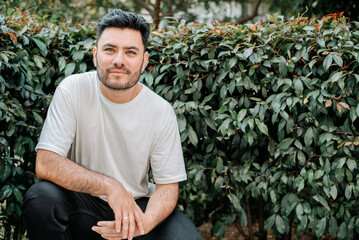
[1,9,359,240]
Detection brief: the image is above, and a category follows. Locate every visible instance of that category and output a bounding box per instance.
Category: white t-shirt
[36,71,187,200]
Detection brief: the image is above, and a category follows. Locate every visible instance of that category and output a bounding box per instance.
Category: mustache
[106,66,131,74]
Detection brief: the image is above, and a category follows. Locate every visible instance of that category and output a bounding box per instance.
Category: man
[22,9,202,240]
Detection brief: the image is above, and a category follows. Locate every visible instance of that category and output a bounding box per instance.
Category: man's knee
[153,209,202,240]
[22,181,67,217]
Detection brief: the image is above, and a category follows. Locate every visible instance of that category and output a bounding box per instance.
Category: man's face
[93,27,148,90]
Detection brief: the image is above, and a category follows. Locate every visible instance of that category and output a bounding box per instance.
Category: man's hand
[105,183,145,239]
[92,212,155,239]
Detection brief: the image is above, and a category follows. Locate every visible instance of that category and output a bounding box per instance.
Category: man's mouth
[107,67,130,75]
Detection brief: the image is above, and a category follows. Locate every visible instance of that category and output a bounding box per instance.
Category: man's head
[93,9,150,92]
[96,9,150,49]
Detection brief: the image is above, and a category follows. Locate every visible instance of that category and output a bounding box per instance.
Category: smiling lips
[106,66,131,75]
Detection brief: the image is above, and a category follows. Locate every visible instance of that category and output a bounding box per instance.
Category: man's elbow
[35,150,50,180]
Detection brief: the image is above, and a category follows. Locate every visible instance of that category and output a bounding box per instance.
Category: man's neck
[99,82,143,104]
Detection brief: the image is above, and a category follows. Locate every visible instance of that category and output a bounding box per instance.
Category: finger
[115,212,122,234]
[128,213,135,240]
[100,232,122,239]
[92,221,117,235]
[92,226,117,235]
[134,207,145,235]
[121,212,129,239]
[97,221,116,227]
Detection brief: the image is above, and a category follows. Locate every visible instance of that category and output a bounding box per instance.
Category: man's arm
[36,149,145,239]
[143,182,179,230]
[92,182,179,239]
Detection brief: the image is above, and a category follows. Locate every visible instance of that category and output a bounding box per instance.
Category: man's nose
[112,52,124,66]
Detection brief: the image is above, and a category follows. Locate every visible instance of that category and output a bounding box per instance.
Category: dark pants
[22,181,202,240]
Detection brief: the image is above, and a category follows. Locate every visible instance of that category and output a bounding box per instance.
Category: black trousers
[22,181,202,240]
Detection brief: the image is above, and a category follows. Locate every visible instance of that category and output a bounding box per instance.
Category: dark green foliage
[1,10,359,239]
[0,9,96,239]
[144,15,359,239]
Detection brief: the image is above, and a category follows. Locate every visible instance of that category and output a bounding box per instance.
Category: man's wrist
[144,213,157,232]
[103,177,118,196]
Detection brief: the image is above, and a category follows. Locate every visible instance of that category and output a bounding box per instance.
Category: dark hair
[96,9,150,48]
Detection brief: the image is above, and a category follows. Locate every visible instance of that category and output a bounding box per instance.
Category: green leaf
[275,215,286,234]
[1,185,13,200]
[33,38,48,56]
[228,57,237,69]
[33,112,44,125]
[58,57,67,72]
[337,222,347,239]
[264,214,275,230]
[237,109,247,123]
[201,93,216,106]
[255,118,269,136]
[313,194,330,211]
[187,125,198,146]
[315,217,327,238]
[177,115,186,132]
[329,216,338,237]
[13,188,23,202]
[332,54,343,67]
[277,138,294,150]
[65,63,76,76]
[296,203,304,220]
[317,38,325,47]
[304,127,314,146]
[211,221,226,238]
[345,185,352,200]
[323,54,333,71]
[79,62,87,73]
[228,193,242,212]
[330,185,338,200]
[330,71,344,83]
[33,55,45,69]
[346,159,356,172]
[72,51,85,62]
[243,47,253,59]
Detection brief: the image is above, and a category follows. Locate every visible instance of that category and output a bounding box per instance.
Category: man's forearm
[36,149,118,196]
[144,183,179,230]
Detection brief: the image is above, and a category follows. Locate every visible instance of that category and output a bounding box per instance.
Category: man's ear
[141,51,149,73]
[93,47,97,67]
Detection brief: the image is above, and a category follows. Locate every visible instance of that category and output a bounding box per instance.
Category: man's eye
[104,48,115,52]
[127,51,136,56]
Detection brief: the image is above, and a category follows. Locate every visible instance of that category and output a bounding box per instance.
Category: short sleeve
[35,83,77,157]
[150,107,187,184]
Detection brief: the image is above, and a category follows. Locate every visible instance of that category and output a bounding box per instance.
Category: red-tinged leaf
[339,102,350,110]
[325,99,332,107]
[337,103,342,113]
[7,32,17,43]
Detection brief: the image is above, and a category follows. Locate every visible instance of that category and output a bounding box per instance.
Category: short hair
[96,9,150,49]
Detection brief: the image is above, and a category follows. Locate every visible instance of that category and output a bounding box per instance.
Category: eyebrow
[102,43,140,51]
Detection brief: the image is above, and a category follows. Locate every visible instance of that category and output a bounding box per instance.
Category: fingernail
[123,235,127,238]
[141,229,145,234]
[117,229,121,233]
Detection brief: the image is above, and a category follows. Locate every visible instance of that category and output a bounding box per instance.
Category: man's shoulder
[58,71,97,90]
[141,84,172,108]
[140,85,176,121]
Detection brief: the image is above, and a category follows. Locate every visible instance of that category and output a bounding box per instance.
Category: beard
[96,59,144,91]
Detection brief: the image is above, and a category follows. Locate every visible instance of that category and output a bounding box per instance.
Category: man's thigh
[22,181,114,240]
[143,208,202,240]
